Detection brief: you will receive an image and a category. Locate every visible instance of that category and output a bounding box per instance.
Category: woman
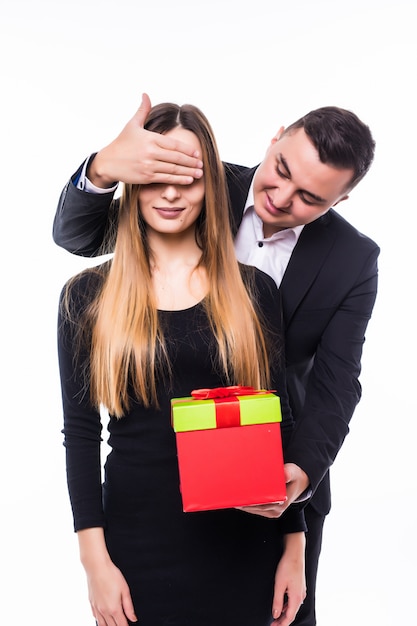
[57,102,306,626]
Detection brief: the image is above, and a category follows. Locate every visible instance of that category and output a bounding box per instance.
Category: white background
[1,0,415,624]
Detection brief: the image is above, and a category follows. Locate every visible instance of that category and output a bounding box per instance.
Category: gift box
[171,386,286,512]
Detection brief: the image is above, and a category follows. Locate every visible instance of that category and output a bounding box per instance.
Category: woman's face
[138,127,205,237]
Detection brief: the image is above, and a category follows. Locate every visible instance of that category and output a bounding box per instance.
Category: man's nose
[162,185,181,201]
[272,183,293,209]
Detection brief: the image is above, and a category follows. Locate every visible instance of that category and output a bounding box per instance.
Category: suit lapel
[225,163,257,237]
[280,212,335,327]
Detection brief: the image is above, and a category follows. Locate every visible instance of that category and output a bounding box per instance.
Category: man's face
[253,128,354,238]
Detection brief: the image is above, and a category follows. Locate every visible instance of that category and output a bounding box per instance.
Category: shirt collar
[243,179,255,214]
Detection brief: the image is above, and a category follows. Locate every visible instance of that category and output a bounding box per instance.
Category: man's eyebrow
[279,153,327,204]
[279,154,292,178]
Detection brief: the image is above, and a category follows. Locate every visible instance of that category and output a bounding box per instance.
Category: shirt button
[258,242,264,248]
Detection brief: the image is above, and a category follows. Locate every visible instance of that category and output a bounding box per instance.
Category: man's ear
[333,194,349,207]
[271,126,285,145]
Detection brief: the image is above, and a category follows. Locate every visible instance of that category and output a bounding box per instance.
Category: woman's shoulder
[59,262,109,315]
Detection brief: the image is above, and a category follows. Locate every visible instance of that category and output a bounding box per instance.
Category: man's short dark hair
[284,106,375,191]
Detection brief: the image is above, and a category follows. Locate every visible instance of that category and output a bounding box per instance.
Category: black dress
[57,266,305,626]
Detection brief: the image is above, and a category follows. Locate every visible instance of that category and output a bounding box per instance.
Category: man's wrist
[75,154,118,195]
[87,152,118,189]
[83,176,118,195]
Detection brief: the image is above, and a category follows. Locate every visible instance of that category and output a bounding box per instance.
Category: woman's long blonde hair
[73,103,273,416]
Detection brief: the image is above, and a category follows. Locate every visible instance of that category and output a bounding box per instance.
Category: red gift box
[171,386,286,512]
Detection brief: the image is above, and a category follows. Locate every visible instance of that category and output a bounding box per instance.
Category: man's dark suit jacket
[53,161,380,517]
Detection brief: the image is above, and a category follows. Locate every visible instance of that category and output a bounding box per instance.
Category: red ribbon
[190,386,270,429]
[191,385,258,400]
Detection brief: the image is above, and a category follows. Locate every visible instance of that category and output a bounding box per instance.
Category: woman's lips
[154,207,184,219]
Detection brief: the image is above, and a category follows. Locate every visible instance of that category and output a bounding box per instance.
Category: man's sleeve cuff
[292,487,313,504]
[75,155,118,195]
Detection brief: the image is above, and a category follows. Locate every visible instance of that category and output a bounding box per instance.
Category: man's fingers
[133,95,203,164]
[156,137,204,164]
[149,172,199,186]
[153,155,203,177]
[235,502,287,518]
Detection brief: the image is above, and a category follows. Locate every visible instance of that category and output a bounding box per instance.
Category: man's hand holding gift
[236,463,310,518]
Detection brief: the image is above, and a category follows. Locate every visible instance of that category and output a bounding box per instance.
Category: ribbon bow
[191,385,259,400]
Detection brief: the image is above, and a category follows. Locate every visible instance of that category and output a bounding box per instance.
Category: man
[53,94,379,625]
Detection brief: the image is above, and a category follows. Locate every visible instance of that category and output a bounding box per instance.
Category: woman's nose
[161,185,181,201]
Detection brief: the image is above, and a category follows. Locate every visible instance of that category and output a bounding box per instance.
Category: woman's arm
[78,528,137,626]
[272,532,306,625]
[58,273,137,624]
[58,273,108,530]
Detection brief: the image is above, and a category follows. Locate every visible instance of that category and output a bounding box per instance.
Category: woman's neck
[148,231,208,311]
